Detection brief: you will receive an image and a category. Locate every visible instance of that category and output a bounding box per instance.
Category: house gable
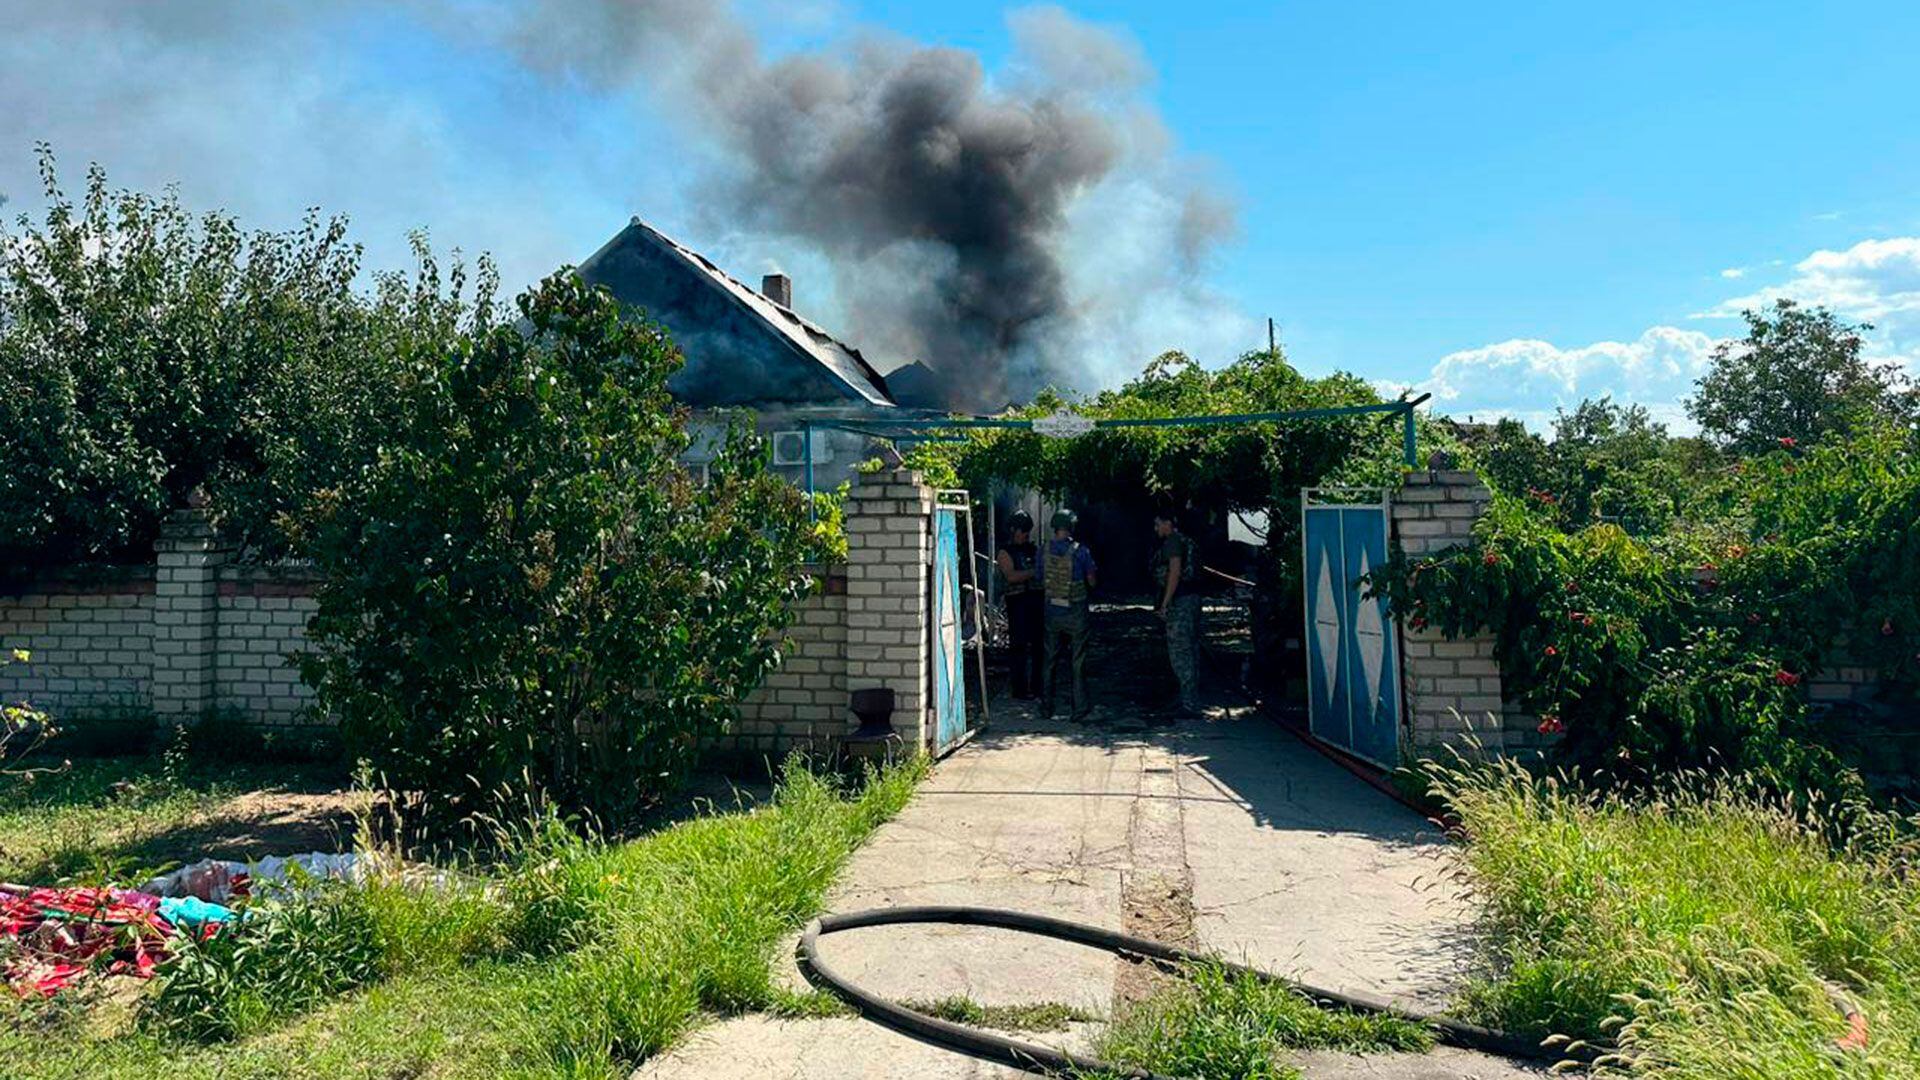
[576,219,892,409]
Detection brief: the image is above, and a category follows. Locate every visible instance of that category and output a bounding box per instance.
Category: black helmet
[1007,510,1034,534]
[1050,509,1078,533]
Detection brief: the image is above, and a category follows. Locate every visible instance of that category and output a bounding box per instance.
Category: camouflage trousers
[1042,606,1091,721]
[1164,594,1200,710]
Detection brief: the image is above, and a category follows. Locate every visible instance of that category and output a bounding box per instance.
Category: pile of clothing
[0,884,233,997]
[2,851,366,998]
[141,852,365,904]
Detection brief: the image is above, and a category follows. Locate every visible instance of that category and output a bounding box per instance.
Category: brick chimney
[761,273,792,309]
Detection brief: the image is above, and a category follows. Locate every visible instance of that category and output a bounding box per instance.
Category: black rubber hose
[799,905,1598,1078]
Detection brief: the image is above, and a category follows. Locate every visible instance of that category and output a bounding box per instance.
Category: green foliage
[144,883,384,1041]
[1379,429,1919,803]
[1687,300,1919,455]
[1,648,58,774]
[905,346,1449,656]
[291,272,820,819]
[918,348,1404,511]
[0,149,474,567]
[1433,756,1920,1076]
[1467,400,1705,535]
[1092,962,1434,1079]
[808,482,850,561]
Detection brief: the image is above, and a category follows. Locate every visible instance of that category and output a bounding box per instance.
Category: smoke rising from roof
[502,2,1239,410]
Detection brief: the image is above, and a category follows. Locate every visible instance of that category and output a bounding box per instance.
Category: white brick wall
[0,570,154,716]
[4,489,942,762]
[723,568,849,755]
[844,469,933,750]
[1392,470,1512,755]
[215,588,321,724]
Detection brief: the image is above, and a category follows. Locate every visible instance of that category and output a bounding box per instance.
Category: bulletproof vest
[1045,542,1087,607]
[1002,542,1038,596]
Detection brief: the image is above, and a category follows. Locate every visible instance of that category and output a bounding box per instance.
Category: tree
[1461,399,1694,535]
[0,148,436,568]
[292,272,819,819]
[1687,300,1917,454]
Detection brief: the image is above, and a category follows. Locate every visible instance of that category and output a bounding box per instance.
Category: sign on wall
[1032,411,1095,438]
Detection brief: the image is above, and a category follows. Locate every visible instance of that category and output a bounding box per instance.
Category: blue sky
[4,1,1918,426]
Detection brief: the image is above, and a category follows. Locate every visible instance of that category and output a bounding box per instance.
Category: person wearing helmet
[1038,508,1098,723]
[995,510,1043,700]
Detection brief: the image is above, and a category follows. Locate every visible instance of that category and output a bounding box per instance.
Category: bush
[292,272,821,819]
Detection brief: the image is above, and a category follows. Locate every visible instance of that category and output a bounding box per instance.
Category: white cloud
[1418,235,1920,428]
[1706,237,1920,323]
[1702,236,1920,376]
[1417,326,1718,431]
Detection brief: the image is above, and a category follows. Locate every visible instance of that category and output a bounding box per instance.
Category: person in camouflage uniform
[1152,510,1201,717]
[1038,509,1097,723]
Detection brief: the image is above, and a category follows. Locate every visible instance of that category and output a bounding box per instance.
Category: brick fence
[1391,470,1515,756]
[1,467,942,759]
[1385,467,1901,761]
[0,512,325,727]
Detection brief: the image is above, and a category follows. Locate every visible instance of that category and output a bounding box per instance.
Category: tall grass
[1091,962,1432,1080]
[1431,754,1920,1077]
[4,755,926,1079]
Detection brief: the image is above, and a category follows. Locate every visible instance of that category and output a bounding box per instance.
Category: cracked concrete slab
[1173,710,1481,1012]
[636,662,1535,1078]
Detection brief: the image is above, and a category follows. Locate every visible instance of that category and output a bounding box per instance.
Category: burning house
[577,216,945,489]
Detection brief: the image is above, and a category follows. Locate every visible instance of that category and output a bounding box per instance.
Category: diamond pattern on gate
[1313,546,1341,707]
[1355,547,1385,724]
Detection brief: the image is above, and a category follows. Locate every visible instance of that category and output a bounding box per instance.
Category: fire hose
[799,904,1603,1078]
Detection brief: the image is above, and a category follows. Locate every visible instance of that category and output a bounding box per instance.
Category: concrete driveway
[635,693,1540,1080]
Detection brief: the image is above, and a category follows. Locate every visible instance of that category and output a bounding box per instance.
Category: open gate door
[1301,489,1402,768]
[930,492,988,756]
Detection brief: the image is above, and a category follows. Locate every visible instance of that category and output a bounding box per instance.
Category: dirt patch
[141,788,366,865]
[1115,740,1197,1009]
[83,784,368,877]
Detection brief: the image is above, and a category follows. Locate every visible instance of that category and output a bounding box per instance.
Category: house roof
[578,218,895,410]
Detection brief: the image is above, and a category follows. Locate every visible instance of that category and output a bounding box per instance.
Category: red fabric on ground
[1,886,178,997]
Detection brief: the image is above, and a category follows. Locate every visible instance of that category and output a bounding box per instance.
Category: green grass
[900,995,1097,1033]
[0,755,343,882]
[1433,756,1920,1077]
[0,756,927,1079]
[1090,963,1434,1080]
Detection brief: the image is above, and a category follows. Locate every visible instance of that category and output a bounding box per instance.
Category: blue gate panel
[931,507,967,753]
[1302,498,1402,768]
[1304,507,1348,750]
[1340,507,1400,767]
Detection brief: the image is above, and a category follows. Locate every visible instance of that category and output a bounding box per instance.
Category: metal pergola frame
[799,394,1433,506]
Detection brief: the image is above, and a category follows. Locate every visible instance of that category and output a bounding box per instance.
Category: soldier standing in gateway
[995,511,1043,700]
[1038,509,1098,723]
[1153,509,1202,717]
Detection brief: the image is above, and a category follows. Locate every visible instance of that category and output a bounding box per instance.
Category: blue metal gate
[931,502,968,754]
[1302,490,1402,767]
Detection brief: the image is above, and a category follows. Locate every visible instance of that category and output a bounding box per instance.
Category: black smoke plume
[502,1,1235,410]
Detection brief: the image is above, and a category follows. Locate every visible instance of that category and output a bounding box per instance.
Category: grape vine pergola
[798,394,1432,507]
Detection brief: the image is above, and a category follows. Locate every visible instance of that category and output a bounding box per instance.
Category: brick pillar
[152,507,227,722]
[1392,470,1507,756]
[843,467,934,750]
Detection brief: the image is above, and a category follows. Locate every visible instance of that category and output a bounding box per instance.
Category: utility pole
[1267,317,1277,355]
